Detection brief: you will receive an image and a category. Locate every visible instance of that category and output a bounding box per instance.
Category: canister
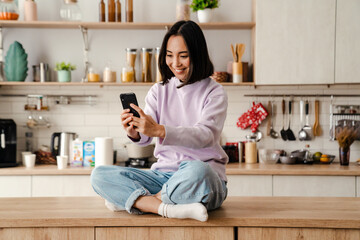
[245,135,257,164]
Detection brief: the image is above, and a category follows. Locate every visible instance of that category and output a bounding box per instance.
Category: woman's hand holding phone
[120,108,140,140]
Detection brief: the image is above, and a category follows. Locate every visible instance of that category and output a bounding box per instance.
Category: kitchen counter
[0,196,359,229]
[1,163,359,176]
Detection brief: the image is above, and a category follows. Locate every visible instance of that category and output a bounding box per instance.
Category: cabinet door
[255,0,336,85]
[273,176,355,197]
[227,175,272,196]
[32,175,97,197]
[0,227,94,240]
[96,227,234,240]
[335,0,360,83]
[0,176,31,197]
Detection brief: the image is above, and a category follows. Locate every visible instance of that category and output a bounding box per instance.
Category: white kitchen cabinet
[32,175,97,197]
[335,0,360,83]
[255,0,336,85]
[0,176,31,197]
[273,176,355,197]
[227,175,272,196]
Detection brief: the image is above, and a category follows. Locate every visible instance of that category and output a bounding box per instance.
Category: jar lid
[64,0,77,3]
[141,48,153,52]
[126,48,137,53]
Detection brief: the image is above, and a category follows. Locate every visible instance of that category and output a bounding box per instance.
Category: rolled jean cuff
[160,184,175,205]
[125,187,151,215]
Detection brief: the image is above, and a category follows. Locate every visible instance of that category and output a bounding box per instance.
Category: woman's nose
[173,57,181,67]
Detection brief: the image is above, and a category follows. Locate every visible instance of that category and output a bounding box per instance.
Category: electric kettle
[51,132,77,158]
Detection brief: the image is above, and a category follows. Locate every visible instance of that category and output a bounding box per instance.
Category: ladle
[299,100,308,141]
[269,101,279,139]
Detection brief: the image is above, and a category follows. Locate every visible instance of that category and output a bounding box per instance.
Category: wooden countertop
[1,163,359,176]
[0,196,359,229]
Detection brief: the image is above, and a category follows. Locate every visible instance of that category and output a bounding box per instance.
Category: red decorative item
[237,102,269,132]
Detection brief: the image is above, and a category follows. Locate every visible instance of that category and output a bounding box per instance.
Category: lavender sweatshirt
[136,77,228,181]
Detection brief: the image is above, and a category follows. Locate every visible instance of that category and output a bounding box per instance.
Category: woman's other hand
[120,108,140,140]
[130,104,165,138]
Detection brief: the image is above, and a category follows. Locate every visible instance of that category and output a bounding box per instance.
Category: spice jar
[126,48,137,81]
[103,67,116,82]
[0,0,19,20]
[244,135,257,164]
[122,65,135,83]
[108,0,115,22]
[87,68,100,82]
[155,47,162,83]
[141,48,153,82]
[99,0,105,22]
[60,0,82,21]
[176,0,190,21]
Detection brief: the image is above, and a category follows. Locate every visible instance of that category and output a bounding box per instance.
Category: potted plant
[54,62,76,82]
[190,0,219,23]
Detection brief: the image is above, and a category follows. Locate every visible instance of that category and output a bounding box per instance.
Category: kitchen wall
[0,0,359,163]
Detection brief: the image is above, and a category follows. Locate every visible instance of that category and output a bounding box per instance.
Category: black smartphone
[120,92,140,118]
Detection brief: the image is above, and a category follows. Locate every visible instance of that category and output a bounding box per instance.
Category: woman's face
[166,35,190,81]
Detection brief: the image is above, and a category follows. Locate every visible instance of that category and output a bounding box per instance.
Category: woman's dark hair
[158,20,214,88]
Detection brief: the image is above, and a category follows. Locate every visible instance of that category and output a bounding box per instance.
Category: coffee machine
[0,119,17,168]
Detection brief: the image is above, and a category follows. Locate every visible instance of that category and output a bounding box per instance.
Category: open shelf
[0,81,255,87]
[0,21,255,30]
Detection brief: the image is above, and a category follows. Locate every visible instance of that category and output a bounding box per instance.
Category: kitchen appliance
[0,119,17,168]
[51,132,77,158]
[124,143,154,168]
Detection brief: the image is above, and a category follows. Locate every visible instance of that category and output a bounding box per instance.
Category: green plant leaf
[54,61,76,71]
[190,0,219,12]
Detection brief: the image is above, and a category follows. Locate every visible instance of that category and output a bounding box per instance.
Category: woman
[91,20,228,222]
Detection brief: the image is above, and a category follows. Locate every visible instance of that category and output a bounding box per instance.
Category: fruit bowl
[319,154,336,164]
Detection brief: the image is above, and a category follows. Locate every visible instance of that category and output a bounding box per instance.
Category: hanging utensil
[237,43,245,62]
[313,100,322,136]
[266,100,272,136]
[302,100,312,140]
[269,101,279,139]
[299,100,308,141]
[285,99,296,141]
[280,99,288,141]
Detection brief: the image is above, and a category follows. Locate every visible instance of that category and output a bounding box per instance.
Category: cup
[24,154,36,168]
[21,151,32,165]
[57,155,68,170]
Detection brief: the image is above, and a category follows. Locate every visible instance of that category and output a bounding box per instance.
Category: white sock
[105,200,125,212]
[157,202,208,222]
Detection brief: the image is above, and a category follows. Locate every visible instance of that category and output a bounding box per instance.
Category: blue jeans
[91,160,227,214]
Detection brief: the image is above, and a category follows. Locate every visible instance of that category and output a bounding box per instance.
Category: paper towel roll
[95,137,113,167]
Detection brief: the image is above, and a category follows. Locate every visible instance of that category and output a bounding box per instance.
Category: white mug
[22,151,32,166]
[24,154,36,168]
[56,155,68,170]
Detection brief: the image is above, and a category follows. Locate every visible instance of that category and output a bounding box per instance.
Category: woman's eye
[166,55,173,58]
[180,55,188,58]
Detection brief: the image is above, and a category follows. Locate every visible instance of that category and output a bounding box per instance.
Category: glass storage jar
[126,48,137,81]
[244,135,257,164]
[0,0,19,20]
[141,48,153,82]
[60,0,82,21]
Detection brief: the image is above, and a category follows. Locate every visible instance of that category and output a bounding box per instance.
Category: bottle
[125,0,133,22]
[108,0,115,22]
[99,0,105,22]
[25,132,33,152]
[60,0,82,21]
[141,48,153,82]
[116,0,121,22]
[244,135,257,164]
[176,0,190,21]
[24,0,37,21]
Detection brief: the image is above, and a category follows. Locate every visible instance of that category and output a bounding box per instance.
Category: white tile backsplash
[1,84,360,163]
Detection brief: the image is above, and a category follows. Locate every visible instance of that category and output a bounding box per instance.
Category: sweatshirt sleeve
[134,84,158,146]
[162,86,228,149]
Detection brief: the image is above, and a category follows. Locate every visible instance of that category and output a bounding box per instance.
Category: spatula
[280,99,288,141]
[313,100,322,136]
[285,100,296,141]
